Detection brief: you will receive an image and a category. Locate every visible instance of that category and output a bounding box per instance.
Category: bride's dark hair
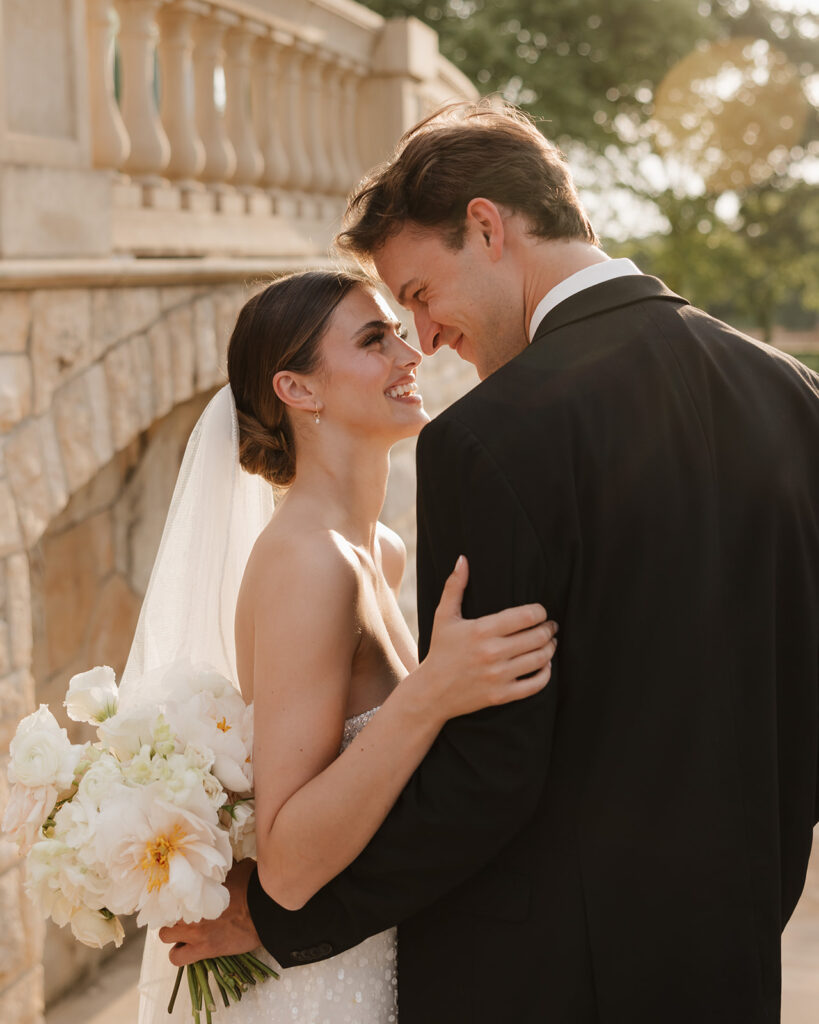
[228,270,367,488]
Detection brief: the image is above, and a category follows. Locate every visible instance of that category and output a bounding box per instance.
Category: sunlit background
[361,0,818,358]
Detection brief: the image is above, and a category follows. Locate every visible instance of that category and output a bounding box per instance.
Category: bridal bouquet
[1,661,277,1023]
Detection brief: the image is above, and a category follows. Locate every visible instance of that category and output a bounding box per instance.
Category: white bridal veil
[120,385,275,1022]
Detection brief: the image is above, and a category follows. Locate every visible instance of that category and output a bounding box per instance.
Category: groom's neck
[521,239,610,337]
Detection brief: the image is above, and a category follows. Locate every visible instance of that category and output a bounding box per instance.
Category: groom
[162,104,819,1022]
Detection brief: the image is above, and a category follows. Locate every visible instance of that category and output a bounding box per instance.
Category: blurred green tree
[360,0,818,337]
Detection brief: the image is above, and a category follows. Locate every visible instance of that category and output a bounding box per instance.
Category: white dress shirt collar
[528,258,642,342]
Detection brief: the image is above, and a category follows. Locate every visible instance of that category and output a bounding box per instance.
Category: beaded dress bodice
[221,707,398,1024]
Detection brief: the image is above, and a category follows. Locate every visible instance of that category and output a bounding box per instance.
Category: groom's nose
[415,311,442,356]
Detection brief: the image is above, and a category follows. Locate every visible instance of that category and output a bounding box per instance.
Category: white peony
[65,666,119,724]
[8,706,81,792]
[167,691,253,795]
[2,782,58,854]
[93,784,232,928]
[69,907,124,949]
[162,661,238,703]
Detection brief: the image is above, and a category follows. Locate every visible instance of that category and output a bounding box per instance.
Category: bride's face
[314,286,430,441]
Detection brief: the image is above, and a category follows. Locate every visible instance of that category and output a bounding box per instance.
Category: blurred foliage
[359,0,819,337]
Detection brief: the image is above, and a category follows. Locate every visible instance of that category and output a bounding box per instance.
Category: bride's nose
[397,337,422,369]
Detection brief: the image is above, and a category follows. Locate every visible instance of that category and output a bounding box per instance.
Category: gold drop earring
[314,403,321,425]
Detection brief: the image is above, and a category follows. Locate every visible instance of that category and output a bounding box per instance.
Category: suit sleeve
[248,414,566,966]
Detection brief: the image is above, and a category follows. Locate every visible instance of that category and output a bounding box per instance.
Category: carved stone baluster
[252,35,289,191]
[156,0,205,184]
[303,48,334,195]
[281,43,313,196]
[86,0,131,169]
[192,12,237,187]
[116,0,171,179]
[224,25,264,189]
[341,62,365,188]
[324,59,351,196]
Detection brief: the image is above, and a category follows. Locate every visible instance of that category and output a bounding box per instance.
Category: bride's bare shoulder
[241,517,360,608]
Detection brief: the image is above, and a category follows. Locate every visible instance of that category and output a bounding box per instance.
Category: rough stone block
[4,420,51,548]
[84,363,115,469]
[129,333,155,433]
[166,306,195,404]
[0,355,32,431]
[87,574,140,676]
[91,287,162,360]
[30,290,92,415]
[193,297,221,390]
[6,553,32,673]
[52,375,103,494]
[0,620,10,678]
[213,287,246,369]
[148,320,174,419]
[0,867,31,989]
[0,480,23,558]
[0,670,35,749]
[0,292,32,354]
[103,343,139,451]
[159,286,199,313]
[0,754,21,875]
[0,963,44,1024]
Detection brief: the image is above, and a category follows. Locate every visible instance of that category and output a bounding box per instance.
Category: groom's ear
[272,371,317,413]
[465,198,505,262]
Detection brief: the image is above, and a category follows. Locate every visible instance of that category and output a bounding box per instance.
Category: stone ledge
[0,256,335,291]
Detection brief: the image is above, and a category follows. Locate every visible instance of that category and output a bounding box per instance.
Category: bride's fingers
[499,620,558,659]
[478,602,548,638]
[496,662,553,704]
[504,638,557,681]
[169,941,202,967]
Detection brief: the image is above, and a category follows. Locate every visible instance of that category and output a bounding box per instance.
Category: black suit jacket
[248,275,819,1023]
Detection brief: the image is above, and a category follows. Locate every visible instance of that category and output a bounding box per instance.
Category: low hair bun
[236,407,295,488]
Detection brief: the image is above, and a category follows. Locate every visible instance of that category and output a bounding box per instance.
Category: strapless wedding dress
[138,708,398,1024]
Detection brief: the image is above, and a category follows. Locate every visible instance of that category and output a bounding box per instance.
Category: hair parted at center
[227,270,368,489]
[335,99,598,263]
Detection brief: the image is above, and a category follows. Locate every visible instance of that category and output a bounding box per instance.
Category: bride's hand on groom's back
[413,555,558,724]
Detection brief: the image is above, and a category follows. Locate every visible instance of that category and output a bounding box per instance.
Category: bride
[135,269,557,1022]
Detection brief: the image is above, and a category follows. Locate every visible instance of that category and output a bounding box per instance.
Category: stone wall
[0,275,476,1019]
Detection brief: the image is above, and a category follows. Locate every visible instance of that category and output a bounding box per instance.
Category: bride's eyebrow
[353,318,401,337]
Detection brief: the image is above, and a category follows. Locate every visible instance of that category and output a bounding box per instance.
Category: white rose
[75,755,126,813]
[65,666,119,725]
[226,800,256,861]
[97,706,156,760]
[70,907,124,949]
[1,782,58,854]
[9,706,81,792]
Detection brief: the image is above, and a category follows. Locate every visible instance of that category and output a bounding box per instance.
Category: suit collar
[530,275,688,343]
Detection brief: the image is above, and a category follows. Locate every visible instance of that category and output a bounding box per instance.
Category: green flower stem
[194,961,216,1013]
[187,965,201,1024]
[168,966,184,1014]
[245,953,280,980]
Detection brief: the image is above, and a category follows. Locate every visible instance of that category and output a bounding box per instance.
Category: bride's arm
[243,531,554,912]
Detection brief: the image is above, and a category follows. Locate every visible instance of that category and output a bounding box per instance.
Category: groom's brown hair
[336,100,598,262]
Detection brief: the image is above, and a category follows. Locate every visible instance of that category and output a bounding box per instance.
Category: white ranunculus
[96,705,157,760]
[94,784,231,928]
[65,666,119,724]
[1,782,58,853]
[9,706,82,792]
[70,907,124,949]
[27,833,108,915]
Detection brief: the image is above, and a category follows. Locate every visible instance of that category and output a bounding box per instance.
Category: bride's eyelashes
[361,325,409,347]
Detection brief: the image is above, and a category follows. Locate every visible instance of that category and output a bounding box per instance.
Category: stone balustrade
[0,0,475,261]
